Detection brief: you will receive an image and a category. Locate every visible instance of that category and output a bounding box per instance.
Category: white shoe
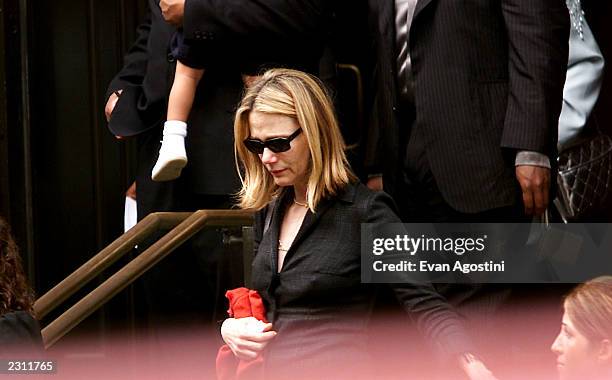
[151,121,188,181]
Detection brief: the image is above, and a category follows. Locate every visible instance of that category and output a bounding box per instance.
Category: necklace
[278,240,290,252]
[293,198,308,208]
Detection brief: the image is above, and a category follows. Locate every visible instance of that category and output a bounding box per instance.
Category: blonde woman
[221,69,496,379]
[551,276,612,380]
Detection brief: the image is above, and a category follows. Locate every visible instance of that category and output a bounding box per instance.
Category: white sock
[151,120,188,181]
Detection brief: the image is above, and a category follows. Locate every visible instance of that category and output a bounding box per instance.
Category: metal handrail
[39,209,253,348]
[34,212,191,319]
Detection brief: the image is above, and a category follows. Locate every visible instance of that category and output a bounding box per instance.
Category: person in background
[551,276,612,380]
[0,216,43,354]
[365,0,569,220]
[364,0,569,374]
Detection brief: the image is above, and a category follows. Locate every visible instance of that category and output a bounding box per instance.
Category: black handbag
[555,128,612,221]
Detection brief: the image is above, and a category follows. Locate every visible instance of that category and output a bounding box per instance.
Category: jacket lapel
[267,194,285,274]
[287,185,357,258]
[287,198,334,257]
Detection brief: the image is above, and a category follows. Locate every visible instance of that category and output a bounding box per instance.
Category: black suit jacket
[179,0,337,75]
[250,183,472,373]
[367,0,569,213]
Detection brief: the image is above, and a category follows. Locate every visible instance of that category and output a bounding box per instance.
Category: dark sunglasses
[243,129,302,154]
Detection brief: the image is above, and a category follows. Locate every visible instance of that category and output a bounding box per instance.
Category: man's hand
[366,176,383,192]
[515,165,550,216]
[159,0,185,26]
[105,90,122,122]
[105,90,125,140]
[126,181,137,200]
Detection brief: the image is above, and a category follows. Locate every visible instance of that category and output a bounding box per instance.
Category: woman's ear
[597,339,612,363]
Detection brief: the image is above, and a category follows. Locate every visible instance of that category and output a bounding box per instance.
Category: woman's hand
[221,317,277,361]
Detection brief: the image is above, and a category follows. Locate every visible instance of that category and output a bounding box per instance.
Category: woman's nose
[551,332,563,354]
[261,148,278,164]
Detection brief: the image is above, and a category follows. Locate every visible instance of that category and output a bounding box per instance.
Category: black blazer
[181,0,336,74]
[251,183,472,374]
[367,0,569,213]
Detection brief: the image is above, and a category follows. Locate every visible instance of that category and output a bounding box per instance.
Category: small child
[151,58,204,181]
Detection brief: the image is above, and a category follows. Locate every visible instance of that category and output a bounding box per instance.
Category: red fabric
[216,288,267,380]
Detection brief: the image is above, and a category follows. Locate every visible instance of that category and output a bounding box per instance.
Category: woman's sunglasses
[243,129,302,154]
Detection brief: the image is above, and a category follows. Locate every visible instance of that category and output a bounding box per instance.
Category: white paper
[124,196,138,233]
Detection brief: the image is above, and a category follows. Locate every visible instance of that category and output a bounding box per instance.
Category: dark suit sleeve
[181,0,333,74]
[365,191,475,360]
[105,6,152,101]
[500,0,569,157]
[183,0,330,41]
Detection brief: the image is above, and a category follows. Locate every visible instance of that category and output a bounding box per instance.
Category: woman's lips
[270,169,286,176]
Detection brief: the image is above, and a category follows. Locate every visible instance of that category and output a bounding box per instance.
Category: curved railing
[34,210,253,348]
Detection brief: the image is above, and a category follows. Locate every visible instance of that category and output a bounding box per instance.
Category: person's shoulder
[345,181,392,202]
[337,182,398,215]
[0,310,38,330]
[0,311,43,352]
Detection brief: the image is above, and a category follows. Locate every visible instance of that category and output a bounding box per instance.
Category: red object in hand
[216,288,267,380]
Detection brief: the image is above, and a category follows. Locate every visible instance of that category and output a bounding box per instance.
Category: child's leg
[152,62,204,181]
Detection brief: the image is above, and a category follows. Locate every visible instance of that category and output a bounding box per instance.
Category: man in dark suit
[366,0,569,222]
[364,1,570,373]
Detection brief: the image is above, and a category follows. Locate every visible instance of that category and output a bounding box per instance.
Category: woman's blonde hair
[234,68,356,211]
[564,276,612,343]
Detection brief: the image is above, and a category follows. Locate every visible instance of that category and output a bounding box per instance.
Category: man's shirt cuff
[515,151,551,168]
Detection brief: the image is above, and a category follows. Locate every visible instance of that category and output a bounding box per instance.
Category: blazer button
[167,53,176,63]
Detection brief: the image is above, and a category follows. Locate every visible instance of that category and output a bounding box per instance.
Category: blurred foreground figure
[551,276,612,380]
